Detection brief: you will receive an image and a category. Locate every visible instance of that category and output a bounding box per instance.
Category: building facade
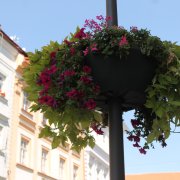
[0,29,84,180]
[0,29,27,180]
[84,128,110,180]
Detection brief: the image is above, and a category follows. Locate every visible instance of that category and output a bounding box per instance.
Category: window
[22,92,31,111]
[0,73,5,90]
[41,148,48,173]
[0,126,3,137]
[20,138,29,165]
[59,158,65,180]
[73,165,79,180]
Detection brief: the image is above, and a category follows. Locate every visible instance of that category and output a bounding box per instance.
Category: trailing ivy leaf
[147,133,155,143]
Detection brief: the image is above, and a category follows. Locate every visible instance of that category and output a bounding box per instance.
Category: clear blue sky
[1,0,180,175]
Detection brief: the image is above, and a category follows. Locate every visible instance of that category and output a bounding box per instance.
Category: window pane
[59,158,65,180]
[20,139,28,164]
[73,165,78,180]
[41,149,48,172]
[23,92,31,111]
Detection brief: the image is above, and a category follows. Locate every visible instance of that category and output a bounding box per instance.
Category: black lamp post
[106,0,125,180]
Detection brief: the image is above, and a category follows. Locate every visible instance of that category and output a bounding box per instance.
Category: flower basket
[86,49,157,107]
[23,16,180,153]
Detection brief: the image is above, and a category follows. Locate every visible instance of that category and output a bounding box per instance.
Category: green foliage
[23,16,180,152]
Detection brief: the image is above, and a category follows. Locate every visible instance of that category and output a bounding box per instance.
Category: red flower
[91,123,104,135]
[131,119,140,128]
[70,47,75,55]
[133,142,141,148]
[80,76,92,84]
[48,64,58,74]
[84,99,96,110]
[139,148,147,154]
[66,89,79,99]
[62,70,76,77]
[50,51,56,59]
[83,66,92,73]
[64,39,72,46]
[119,36,128,46]
[93,85,100,94]
[74,28,87,39]
[38,95,57,107]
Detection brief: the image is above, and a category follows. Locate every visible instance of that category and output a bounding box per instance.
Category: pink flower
[91,43,98,52]
[119,36,128,46]
[83,66,92,73]
[96,15,104,21]
[83,47,89,56]
[84,99,96,110]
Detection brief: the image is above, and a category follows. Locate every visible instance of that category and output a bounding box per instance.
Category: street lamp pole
[106,0,118,26]
[106,1,126,180]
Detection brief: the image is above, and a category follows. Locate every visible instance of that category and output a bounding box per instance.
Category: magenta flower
[119,36,128,46]
[74,28,87,39]
[70,47,75,55]
[48,64,58,74]
[131,119,140,128]
[91,123,104,135]
[96,15,104,21]
[80,76,92,84]
[62,70,76,77]
[83,47,89,56]
[38,95,57,107]
[139,148,147,154]
[91,43,98,52]
[50,51,56,60]
[84,99,96,110]
[66,89,79,99]
[83,65,92,73]
[133,142,141,148]
[64,39,72,46]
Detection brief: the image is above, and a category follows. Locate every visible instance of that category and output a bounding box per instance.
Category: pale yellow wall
[8,57,85,180]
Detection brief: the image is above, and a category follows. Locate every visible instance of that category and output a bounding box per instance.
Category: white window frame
[73,165,79,180]
[20,138,29,165]
[59,158,66,180]
[41,148,48,173]
[22,92,31,111]
[0,73,5,91]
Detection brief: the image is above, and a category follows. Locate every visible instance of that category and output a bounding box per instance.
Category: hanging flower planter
[85,49,157,107]
[23,16,180,153]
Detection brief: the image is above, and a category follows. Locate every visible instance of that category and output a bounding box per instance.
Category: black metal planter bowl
[86,49,157,110]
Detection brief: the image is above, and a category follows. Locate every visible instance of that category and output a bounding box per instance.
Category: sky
[0,0,180,175]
